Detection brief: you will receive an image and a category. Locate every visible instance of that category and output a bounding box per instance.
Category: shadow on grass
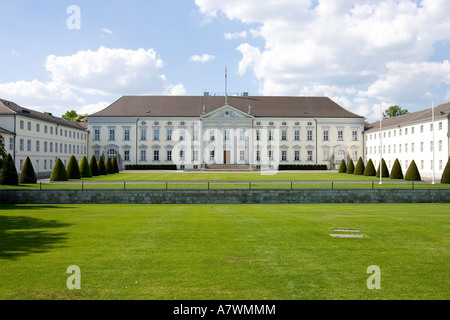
[0,215,72,260]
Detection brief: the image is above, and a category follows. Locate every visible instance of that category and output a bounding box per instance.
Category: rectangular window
[268,129,274,141]
[166,129,172,141]
[399,144,402,153]
[124,150,130,161]
[50,127,53,135]
[240,150,245,161]
[405,143,408,153]
[65,144,67,153]
[439,140,443,152]
[210,129,215,141]
[193,129,199,141]
[44,125,48,134]
[439,122,443,130]
[323,130,329,141]
[268,150,273,161]
[412,127,415,134]
[411,143,414,152]
[256,129,260,141]
[209,150,215,161]
[94,150,100,160]
[153,150,159,161]
[281,150,287,161]
[439,160,443,170]
[36,141,40,152]
[140,150,147,161]
[193,150,199,161]
[44,141,48,152]
[239,129,245,141]
[338,130,343,141]
[153,129,159,141]
[294,150,300,161]
[256,151,261,161]
[430,123,433,131]
[281,130,287,141]
[307,130,313,141]
[109,129,115,141]
[44,160,47,170]
[20,139,24,151]
[167,150,172,161]
[94,129,100,141]
[20,120,24,130]
[27,140,31,152]
[420,125,424,133]
[65,130,67,137]
[352,130,358,141]
[420,142,423,152]
[124,129,130,141]
[28,122,31,131]
[224,129,230,141]
[179,129,186,141]
[430,141,433,152]
[9,138,14,150]
[421,160,424,170]
[180,150,185,161]
[140,129,147,141]
[307,150,313,161]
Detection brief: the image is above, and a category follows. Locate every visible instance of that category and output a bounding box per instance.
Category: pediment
[202,104,254,119]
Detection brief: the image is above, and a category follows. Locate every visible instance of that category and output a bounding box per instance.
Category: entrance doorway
[224,151,231,164]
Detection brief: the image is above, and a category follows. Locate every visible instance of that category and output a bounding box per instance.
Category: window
[179,129,185,141]
[268,129,274,141]
[124,150,130,161]
[294,130,300,141]
[399,144,402,153]
[94,150,100,160]
[20,160,23,170]
[439,140,443,152]
[439,160,443,170]
[94,129,100,141]
[140,150,147,161]
[210,129,215,141]
[439,122,443,130]
[420,125,424,133]
[166,129,172,141]
[256,151,261,161]
[64,144,67,153]
[323,130,329,141]
[224,129,230,141]
[352,130,358,141]
[421,160,424,170]
[140,129,147,141]
[193,150,199,161]
[399,129,402,136]
[430,141,434,152]
[44,125,48,134]
[28,122,31,131]
[20,120,24,130]
[430,123,433,131]
[307,130,313,141]
[209,150,214,161]
[393,145,396,153]
[388,145,391,154]
[240,150,245,161]
[44,160,47,170]
[239,130,245,141]
[180,150,185,161]
[44,141,47,152]
[69,145,72,154]
[411,143,414,152]
[36,141,40,152]
[281,150,287,161]
[420,142,423,152]
[50,160,53,170]
[27,140,31,152]
[193,129,199,141]
[20,139,24,151]
[412,127,415,134]
[124,129,130,141]
[307,150,313,161]
[268,150,273,161]
[9,138,14,150]
[153,129,159,141]
[109,129,115,141]
[256,129,260,141]
[281,130,287,141]
[405,143,408,153]
[323,150,330,160]
[294,150,300,161]
[153,150,159,161]
[65,130,67,137]
[167,150,172,161]
[338,130,343,141]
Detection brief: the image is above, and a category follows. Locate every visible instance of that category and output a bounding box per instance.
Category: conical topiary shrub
[404,160,421,181]
[376,158,389,178]
[0,153,18,186]
[112,156,119,173]
[105,157,114,174]
[79,156,92,178]
[90,156,99,176]
[441,157,450,184]
[66,155,81,179]
[19,156,37,184]
[364,159,376,176]
[354,157,365,175]
[338,159,347,173]
[390,158,404,179]
[98,156,107,175]
[50,159,68,182]
[346,159,355,174]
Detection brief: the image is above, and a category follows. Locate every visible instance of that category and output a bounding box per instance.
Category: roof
[0,98,88,131]
[365,102,450,132]
[0,126,14,135]
[90,95,364,119]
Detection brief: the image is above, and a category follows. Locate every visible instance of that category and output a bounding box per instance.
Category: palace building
[87,94,365,171]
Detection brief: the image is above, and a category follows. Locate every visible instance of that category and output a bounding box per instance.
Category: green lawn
[0,203,448,300]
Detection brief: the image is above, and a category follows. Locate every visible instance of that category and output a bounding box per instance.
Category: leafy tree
[441,157,450,184]
[98,156,107,175]
[79,156,92,178]
[0,153,18,185]
[0,133,6,168]
[346,159,355,174]
[390,158,404,179]
[383,105,409,119]
[364,159,376,176]
[404,160,421,181]
[338,159,347,173]
[354,157,365,175]
[105,157,114,174]
[90,156,99,176]
[62,110,87,123]
[19,156,37,184]
[50,159,68,182]
[66,155,81,179]
[112,156,119,173]
[376,158,390,178]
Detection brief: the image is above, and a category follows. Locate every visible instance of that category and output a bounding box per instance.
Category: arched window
[107,148,118,159]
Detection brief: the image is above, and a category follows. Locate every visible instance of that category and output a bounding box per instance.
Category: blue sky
[1,0,449,122]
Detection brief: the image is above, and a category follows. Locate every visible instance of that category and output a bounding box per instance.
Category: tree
[112,156,119,173]
[346,159,355,174]
[50,159,68,182]
[0,153,18,186]
[404,160,421,181]
[441,157,450,184]
[105,157,114,174]
[66,155,81,179]
[354,157,365,175]
[62,110,87,123]
[19,156,37,184]
[89,156,99,176]
[390,158,404,179]
[0,133,6,168]
[376,158,390,178]
[98,156,107,175]
[79,156,92,178]
[338,159,347,173]
[383,105,409,119]
[364,159,376,176]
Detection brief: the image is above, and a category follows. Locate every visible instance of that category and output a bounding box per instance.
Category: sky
[0,0,449,122]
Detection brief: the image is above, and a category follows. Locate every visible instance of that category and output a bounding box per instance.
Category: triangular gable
[201,104,254,119]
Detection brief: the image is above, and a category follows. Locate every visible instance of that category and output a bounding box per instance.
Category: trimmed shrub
[90,156,99,176]
[19,156,37,184]
[376,158,390,178]
[105,157,114,174]
[0,153,18,185]
[338,159,347,173]
[277,164,328,170]
[50,159,68,182]
[98,156,107,175]
[79,156,92,178]
[66,155,81,179]
[390,158,404,179]
[364,159,376,176]
[354,157,365,175]
[404,160,421,181]
[441,157,450,184]
[124,164,178,170]
[112,157,119,173]
[346,159,355,174]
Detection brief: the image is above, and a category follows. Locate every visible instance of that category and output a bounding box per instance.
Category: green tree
[376,158,390,178]
[404,160,421,181]
[112,156,119,173]
[98,156,107,175]
[62,110,87,122]
[90,156,99,176]
[79,156,92,178]
[364,159,376,176]
[66,155,81,179]
[383,105,409,119]
[346,159,355,174]
[105,157,114,174]
[354,157,365,175]
[50,159,68,182]
[0,133,6,168]
[338,159,347,173]
[0,153,18,185]
[19,156,37,184]
[441,157,450,184]
[390,158,404,179]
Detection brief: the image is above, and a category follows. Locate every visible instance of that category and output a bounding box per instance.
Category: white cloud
[101,28,113,35]
[224,31,248,40]
[190,53,216,63]
[196,0,450,121]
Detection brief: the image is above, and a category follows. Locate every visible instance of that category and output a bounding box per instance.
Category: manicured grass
[0,203,448,300]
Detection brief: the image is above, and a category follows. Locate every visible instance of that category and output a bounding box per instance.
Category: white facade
[365,105,450,181]
[88,103,365,170]
[0,100,89,177]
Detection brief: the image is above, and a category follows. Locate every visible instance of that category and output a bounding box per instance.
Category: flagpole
[225,66,228,105]
[379,102,383,185]
[432,100,436,184]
